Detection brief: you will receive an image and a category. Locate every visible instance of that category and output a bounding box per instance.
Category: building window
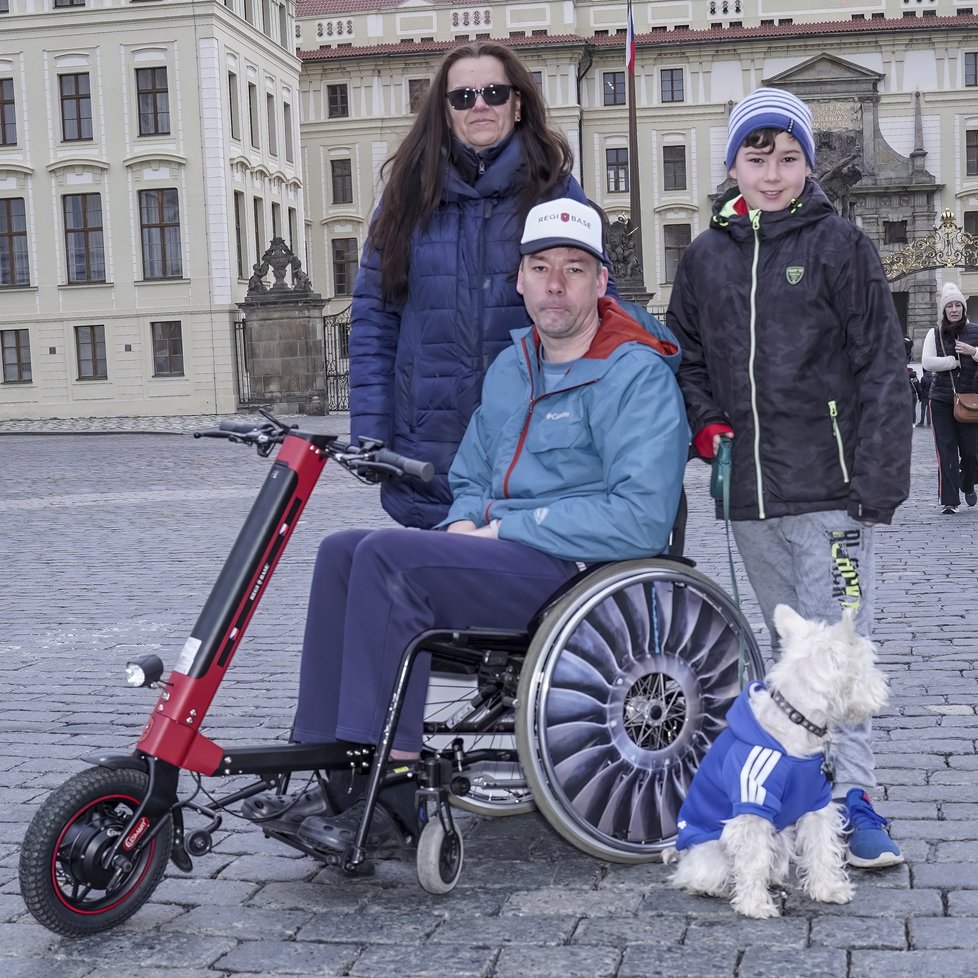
[883,220,908,245]
[662,145,687,191]
[968,130,978,177]
[63,193,105,283]
[139,188,182,279]
[606,148,629,193]
[408,78,430,113]
[271,201,281,238]
[75,324,107,379]
[283,101,294,162]
[0,0,9,12]
[327,84,349,118]
[253,196,264,259]
[135,67,169,136]
[531,70,543,98]
[247,83,260,148]
[266,92,277,155]
[233,190,246,278]
[967,53,978,87]
[278,2,287,47]
[151,320,183,376]
[54,0,86,6]
[661,68,684,103]
[964,211,978,236]
[332,237,358,295]
[228,71,240,140]
[1,78,15,145]
[664,224,692,282]
[0,197,29,287]
[261,0,271,36]
[1,328,31,382]
[603,71,625,106]
[60,73,93,141]
[331,158,353,204]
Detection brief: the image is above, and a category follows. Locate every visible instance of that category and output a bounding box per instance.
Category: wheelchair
[19,417,764,937]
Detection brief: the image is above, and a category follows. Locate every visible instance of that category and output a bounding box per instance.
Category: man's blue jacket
[440,298,689,564]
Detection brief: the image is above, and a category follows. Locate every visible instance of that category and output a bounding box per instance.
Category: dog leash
[710,437,747,687]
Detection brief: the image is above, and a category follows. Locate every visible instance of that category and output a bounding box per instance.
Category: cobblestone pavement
[1,417,976,978]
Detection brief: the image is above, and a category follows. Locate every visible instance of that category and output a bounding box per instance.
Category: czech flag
[625,0,636,75]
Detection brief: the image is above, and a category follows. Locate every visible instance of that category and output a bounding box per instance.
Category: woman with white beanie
[921,282,978,514]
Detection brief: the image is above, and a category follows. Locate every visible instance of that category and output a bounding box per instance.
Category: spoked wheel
[423,672,534,816]
[416,818,464,894]
[19,767,173,937]
[516,559,764,863]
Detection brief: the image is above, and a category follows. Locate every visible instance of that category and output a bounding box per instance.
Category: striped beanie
[726,87,816,170]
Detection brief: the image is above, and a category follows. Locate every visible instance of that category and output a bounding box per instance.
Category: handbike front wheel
[19,766,173,937]
[516,559,764,863]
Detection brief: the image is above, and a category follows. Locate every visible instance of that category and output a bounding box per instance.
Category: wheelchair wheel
[416,818,464,895]
[423,673,534,817]
[515,559,763,863]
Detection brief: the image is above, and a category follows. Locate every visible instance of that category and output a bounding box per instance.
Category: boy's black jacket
[667,178,911,525]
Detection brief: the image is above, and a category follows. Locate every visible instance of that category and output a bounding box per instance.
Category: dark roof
[298,12,978,62]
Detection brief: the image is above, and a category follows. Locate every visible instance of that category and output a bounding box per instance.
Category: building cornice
[123,152,189,169]
[46,157,111,173]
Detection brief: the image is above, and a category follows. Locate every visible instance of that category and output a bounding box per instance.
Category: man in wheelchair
[244,199,690,855]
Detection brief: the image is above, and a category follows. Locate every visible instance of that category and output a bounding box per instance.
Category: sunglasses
[446,84,516,110]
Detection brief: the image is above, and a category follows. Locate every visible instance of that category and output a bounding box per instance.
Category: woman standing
[921,282,978,514]
[349,42,598,529]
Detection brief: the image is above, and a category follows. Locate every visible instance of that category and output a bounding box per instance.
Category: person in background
[348,41,605,530]
[916,369,932,427]
[921,283,978,514]
[667,86,911,870]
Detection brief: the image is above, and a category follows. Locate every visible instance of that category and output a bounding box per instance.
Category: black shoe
[966,491,977,508]
[241,784,333,835]
[298,799,409,853]
[942,505,958,515]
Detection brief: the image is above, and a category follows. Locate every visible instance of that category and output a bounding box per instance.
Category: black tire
[415,818,463,894]
[516,559,763,863]
[19,766,173,938]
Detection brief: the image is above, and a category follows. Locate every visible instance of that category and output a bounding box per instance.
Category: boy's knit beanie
[726,87,816,170]
[940,281,967,318]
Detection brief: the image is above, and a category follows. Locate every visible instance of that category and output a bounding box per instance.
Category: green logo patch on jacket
[786,266,805,285]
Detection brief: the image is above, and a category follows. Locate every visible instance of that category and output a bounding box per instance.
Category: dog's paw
[731,894,781,918]
[806,880,854,905]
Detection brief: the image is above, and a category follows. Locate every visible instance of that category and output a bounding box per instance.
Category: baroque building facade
[3,0,978,418]
[0,0,302,419]
[297,0,978,349]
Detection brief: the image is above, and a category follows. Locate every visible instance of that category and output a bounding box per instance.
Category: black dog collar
[768,687,828,738]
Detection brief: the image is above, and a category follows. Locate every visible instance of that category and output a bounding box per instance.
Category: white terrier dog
[664,604,889,919]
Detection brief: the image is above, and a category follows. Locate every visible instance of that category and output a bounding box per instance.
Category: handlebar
[194,411,433,483]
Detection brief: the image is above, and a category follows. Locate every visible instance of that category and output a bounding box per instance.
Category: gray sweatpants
[732,511,877,798]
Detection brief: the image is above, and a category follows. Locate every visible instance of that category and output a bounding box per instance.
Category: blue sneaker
[843,788,904,868]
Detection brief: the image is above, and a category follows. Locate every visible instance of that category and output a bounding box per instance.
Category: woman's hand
[954,340,978,357]
[446,520,478,533]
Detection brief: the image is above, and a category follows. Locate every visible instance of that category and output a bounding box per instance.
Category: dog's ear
[773,604,806,641]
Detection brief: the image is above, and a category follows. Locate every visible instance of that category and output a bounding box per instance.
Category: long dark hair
[368,41,573,304]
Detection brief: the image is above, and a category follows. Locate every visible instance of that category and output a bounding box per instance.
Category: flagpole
[625,0,643,272]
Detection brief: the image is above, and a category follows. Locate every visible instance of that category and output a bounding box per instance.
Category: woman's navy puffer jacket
[348,132,589,528]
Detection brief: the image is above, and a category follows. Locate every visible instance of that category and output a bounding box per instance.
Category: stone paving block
[909,916,978,948]
[360,885,506,918]
[912,863,978,888]
[216,853,319,882]
[788,886,940,916]
[570,915,685,947]
[502,885,644,917]
[298,910,438,943]
[162,904,310,939]
[684,916,808,948]
[0,920,60,955]
[738,946,847,978]
[0,961,95,978]
[638,887,742,917]
[152,876,260,906]
[493,944,620,978]
[810,914,908,949]
[851,949,978,978]
[932,841,978,862]
[618,943,736,978]
[428,913,578,946]
[54,930,237,969]
[215,939,360,975]
[454,856,604,890]
[352,944,494,977]
[247,879,375,913]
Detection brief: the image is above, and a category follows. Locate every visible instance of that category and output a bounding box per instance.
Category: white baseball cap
[520,198,604,262]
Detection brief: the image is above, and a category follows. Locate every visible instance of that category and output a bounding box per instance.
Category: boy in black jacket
[667,87,911,869]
